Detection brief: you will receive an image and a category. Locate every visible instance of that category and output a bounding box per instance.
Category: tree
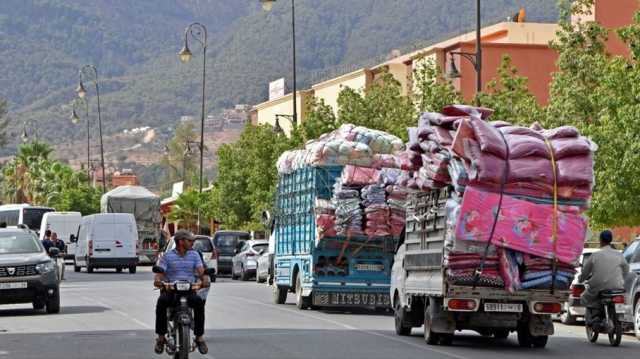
[160,122,200,188]
[413,57,462,113]
[337,71,416,141]
[290,96,339,145]
[0,98,8,148]
[476,55,544,125]
[169,189,207,232]
[543,0,640,227]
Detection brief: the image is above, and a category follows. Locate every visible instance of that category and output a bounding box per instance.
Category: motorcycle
[585,288,625,347]
[152,265,214,359]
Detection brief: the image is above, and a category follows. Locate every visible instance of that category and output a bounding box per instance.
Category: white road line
[227,296,470,359]
[81,296,152,330]
[0,351,9,356]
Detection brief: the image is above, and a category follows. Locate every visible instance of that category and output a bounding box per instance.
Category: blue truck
[272,165,396,310]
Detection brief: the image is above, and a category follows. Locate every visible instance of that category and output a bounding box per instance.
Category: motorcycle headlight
[36,260,56,274]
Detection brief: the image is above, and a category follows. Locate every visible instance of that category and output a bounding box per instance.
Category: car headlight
[36,261,56,274]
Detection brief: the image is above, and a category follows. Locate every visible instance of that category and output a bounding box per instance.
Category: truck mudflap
[528,314,554,336]
[429,299,456,333]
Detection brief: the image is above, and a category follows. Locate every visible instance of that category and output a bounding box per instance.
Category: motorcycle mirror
[152,265,165,274]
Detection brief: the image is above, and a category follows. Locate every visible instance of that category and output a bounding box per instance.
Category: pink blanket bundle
[454,186,586,265]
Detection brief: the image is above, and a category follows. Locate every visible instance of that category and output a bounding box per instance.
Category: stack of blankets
[409,105,596,292]
[332,181,363,237]
[361,185,391,238]
[386,185,407,237]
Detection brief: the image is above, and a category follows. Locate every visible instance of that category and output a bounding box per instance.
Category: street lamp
[76,65,106,194]
[262,0,298,127]
[447,0,482,94]
[71,98,91,185]
[178,22,208,233]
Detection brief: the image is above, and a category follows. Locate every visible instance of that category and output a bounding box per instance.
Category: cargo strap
[544,138,559,294]
[473,130,510,289]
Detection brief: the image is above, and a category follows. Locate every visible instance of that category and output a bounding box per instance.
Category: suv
[213,231,250,275]
[231,239,268,281]
[622,239,640,339]
[0,228,60,313]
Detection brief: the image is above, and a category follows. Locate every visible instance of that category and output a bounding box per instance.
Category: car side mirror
[48,247,60,257]
[152,265,165,274]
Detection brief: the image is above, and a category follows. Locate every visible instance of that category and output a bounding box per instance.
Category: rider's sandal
[154,337,166,354]
[195,339,208,355]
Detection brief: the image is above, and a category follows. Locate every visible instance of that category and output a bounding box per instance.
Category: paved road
[0,266,639,359]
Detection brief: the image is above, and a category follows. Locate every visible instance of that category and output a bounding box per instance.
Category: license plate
[314,292,390,307]
[615,303,626,314]
[484,303,523,313]
[355,263,384,271]
[0,282,28,290]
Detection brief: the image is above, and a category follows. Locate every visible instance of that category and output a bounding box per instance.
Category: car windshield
[23,208,53,231]
[623,240,639,263]
[215,233,249,248]
[252,243,268,253]
[0,233,42,254]
[193,238,213,252]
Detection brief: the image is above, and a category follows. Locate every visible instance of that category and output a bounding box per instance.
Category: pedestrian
[42,229,53,253]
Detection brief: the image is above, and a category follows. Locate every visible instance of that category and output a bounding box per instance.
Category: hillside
[0,0,559,157]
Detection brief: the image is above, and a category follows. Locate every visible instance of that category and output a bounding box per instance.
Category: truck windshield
[23,208,54,231]
[0,233,42,254]
[215,233,249,248]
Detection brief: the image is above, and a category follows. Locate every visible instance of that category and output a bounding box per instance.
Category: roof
[102,185,159,200]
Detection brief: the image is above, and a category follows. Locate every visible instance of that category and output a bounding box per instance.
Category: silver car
[231,240,268,281]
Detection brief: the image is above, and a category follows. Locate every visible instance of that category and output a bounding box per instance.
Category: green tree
[0,98,8,148]
[160,122,200,188]
[337,71,416,141]
[413,57,462,113]
[169,189,207,232]
[476,55,544,125]
[290,96,339,145]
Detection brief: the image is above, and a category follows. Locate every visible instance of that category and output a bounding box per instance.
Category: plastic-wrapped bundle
[361,184,386,206]
[337,124,405,154]
[332,181,364,236]
[364,204,391,238]
[341,165,379,187]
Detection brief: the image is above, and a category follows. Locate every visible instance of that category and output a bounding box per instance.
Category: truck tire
[493,329,510,339]
[560,303,576,325]
[273,285,287,304]
[87,265,94,273]
[423,304,440,345]
[116,267,123,273]
[531,335,548,348]
[394,298,411,336]
[517,324,547,348]
[73,258,81,273]
[129,265,137,274]
[295,274,311,310]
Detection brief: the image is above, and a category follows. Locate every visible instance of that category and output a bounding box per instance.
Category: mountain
[0,0,559,156]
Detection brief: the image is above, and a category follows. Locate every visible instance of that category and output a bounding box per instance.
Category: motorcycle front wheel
[176,323,190,359]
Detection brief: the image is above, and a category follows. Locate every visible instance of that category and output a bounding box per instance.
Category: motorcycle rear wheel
[176,323,190,359]
[608,318,622,347]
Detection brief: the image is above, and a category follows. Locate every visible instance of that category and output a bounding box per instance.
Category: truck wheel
[493,329,510,339]
[517,325,532,347]
[394,299,411,336]
[273,285,287,304]
[128,265,136,274]
[423,304,440,345]
[116,267,123,273]
[439,334,453,346]
[560,303,576,325]
[73,258,80,273]
[46,290,60,314]
[295,274,311,310]
[531,335,548,348]
[87,265,94,273]
[32,300,45,311]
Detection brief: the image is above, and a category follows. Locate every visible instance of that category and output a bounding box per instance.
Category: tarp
[100,185,162,231]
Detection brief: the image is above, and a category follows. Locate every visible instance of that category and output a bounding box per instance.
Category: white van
[73,213,138,274]
[0,204,54,234]
[39,212,81,260]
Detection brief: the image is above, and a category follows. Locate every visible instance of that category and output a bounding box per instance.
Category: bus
[0,204,55,234]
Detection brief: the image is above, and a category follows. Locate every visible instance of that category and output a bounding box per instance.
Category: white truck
[391,189,568,348]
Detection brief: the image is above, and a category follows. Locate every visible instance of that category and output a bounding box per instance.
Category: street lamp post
[76,65,106,193]
[71,98,91,185]
[183,140,201,184]
[179,22,208,233]
[261,0,298,126]
[447,0,482,95]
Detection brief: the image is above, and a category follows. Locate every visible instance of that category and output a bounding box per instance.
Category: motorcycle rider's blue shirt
[158,249,204,283]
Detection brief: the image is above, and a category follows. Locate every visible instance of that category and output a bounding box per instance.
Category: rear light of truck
[447,299,478,311]
[570,284,585,297]
[532,302,561,314]
[612,295,625,304]
[88,240,93,256]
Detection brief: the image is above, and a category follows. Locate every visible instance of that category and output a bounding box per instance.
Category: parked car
[164,235,218,282]
[213,231,250,275]
[73,213,138,274]
[0,227,60,313]
[558,247,599,324]
[256,232,275,284]
[622,238,640,339]
[231,239,268,281]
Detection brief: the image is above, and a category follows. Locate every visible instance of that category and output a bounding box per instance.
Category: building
[111,169,138,187]
[253,90,313,136]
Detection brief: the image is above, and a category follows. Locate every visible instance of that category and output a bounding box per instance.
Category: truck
[391,188,568,348]
[272,165,396,310]
[100,185,162,264]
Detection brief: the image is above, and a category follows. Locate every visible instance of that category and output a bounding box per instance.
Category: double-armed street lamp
[75,65,106,193]
[71,97,91,185]
[261,0,298,127]
[447,0,483,95]
[178,22,208,232]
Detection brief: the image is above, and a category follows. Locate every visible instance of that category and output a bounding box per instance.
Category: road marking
[0,351,8,356]
[227,296,470,359]
[81,296,152,330]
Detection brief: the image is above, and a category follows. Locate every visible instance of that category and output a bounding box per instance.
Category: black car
[0,228,60,313]
[212,231,250,275]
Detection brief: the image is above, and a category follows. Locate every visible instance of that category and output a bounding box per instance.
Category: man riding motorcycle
[154,230,210,355]
[579,230,629,325]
